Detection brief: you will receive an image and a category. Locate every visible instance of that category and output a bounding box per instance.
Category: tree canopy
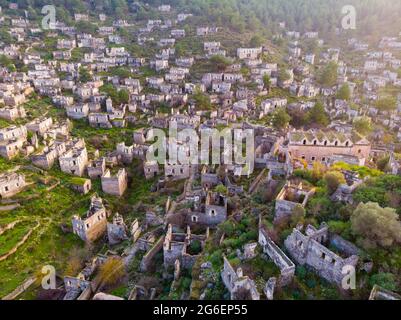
[318,62,338,87]
[351,202,401,249]
[353,116,373,136]
[336,84,351,101]
[271,107,291,130]
[307,102,329,127]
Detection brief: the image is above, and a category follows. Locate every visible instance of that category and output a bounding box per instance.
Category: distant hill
[2,0,401,42]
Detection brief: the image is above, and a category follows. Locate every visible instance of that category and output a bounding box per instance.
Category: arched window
[324,140,328,146]
[335,141,338,146]
[313,140,317,145]
[303,139,306,145]
[345,141,349,147]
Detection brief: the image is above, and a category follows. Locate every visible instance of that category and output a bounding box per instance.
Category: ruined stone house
[0,106,26,121]
[274,181,315,222]
[165,163,195,181]
[284,224,359,287]
[59,145,89,177]
[107,213,128,245]
[237,47,263,60]
[66,103,89,120]
[0,125,27,142]
[63,277,91,300]
[31,140,67,169]
[26,117,53,136]
[163,224,208,269]
[258,227,295,287]
[116,142,134,164]
[221,256,260,300]
[188,191,227,227]
[70,178,92,195]
[0,172,26,198]
[143,160,159,180]
[133,128,148,145]
[0,138,25,159]
[88,113,112,129]
[201,170,220,190]
[87,157,106,179]
[288,130,371,166]
[101,168,128,197]
[72,195,108,242]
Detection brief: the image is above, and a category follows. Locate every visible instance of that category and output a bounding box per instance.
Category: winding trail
[0,220,21,236]
[0,221,41,262]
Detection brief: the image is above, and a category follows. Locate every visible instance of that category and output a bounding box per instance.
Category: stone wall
[101,169,128,196]
[140,236,164,272]
[274,182,314,222]
[288,143,371,166]
[0,173,26,198]
[59,147,88,177]
[72,196,108,242]
[258,228,295,287]
[221,256,260,300]
[63,277,91,300]
[107,214,128,245]
[163,225,186,268]
[284,225,359,286]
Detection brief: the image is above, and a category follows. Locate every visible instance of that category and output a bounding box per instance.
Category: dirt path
[0,204,21,211]
[0,220,21,236]
[1,277,36,300]
[0,222,41,262]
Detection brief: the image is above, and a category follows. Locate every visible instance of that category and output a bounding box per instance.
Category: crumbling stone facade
[369,285,401,300]
[258,227,295,287]
[221,256,260,300]
[275,181,315,222]
[0,138,26,159]
[0,172,26,198]
[201,168,220,189]
[237,47,262,60]
[70,178,91,195]
[87,158,106,179]
[143,160,159,180]
[284,224,359,287]
[31,141,67,169]
[288,130,371,166]
[163,224,208,269]
[63,276,91,300]
[188,192,228,227]
[0,125,27,142]
[0,125,27,159]
[59,145,88,177]
[26,117,53,136]
[264,277,276,300]
[72,195,108,242]
[101,168,128,196]
[116,142,134,164]
[165,163,195,181]
[107,213,128,245]
[0,106,26,121]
